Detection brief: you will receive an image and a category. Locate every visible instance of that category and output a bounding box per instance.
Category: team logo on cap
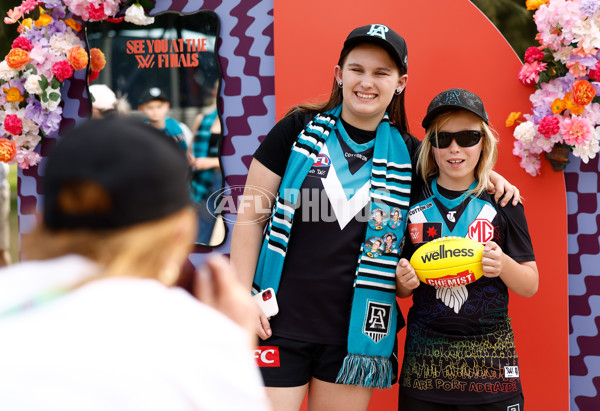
[148,87,162,97]
[363,300,391,343]
[442,90,461,105]
[366,24,389,40]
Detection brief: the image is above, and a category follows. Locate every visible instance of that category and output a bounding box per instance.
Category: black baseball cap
[422,88,489,129]
[342,24,408,71]
[138,87,169,105]
[43,117,191,230]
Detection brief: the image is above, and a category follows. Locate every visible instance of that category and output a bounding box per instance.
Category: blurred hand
[193,157,219,170]
[194,254,259,347]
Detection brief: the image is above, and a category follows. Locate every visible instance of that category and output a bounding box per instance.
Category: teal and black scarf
[253,105,412,388]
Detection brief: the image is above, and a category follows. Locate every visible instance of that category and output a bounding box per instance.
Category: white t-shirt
[0,255,270,411]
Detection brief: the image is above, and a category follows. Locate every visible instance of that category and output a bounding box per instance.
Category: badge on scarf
[364,300,392,343]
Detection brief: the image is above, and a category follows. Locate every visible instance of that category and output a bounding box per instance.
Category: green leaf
[24,63,37,75]
[51,77,60,89]
[49,92,60,102]
[138,0,157,13]
[39,75,49,90]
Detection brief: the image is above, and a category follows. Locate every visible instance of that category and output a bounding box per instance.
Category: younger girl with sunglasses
[395,88,539,411]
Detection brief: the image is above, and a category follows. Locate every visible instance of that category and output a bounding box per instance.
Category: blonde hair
[23,207,197,283]
[418,110,498,197]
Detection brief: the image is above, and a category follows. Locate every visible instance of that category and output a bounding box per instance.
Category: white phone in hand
[253,288,279,319]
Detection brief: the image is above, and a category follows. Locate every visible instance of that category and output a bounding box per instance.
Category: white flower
[124,4,155,26]
[0,61,17,82]
[572,126,600,163]
[14,129,41,151]
[41,87,61,111]
[50,31,83,55]
[572,17,600,51]
[552,46,574,64]
[513,121,538,144]
[24,74,43,95]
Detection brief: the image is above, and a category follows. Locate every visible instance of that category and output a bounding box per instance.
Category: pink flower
[86,4,107,21]
[11,36,33,51]
[524,46,545,63]
[518,61,547,85]
[589,62,600,82]
[52,60,74,82]
[560,116,593,146]
[4,114,23,135]
[14,149,41,169]
[4,7,23,24]
[566,61,588,78]
[520,155,541,177]
[19,0,39,14]
[538,115,560,138]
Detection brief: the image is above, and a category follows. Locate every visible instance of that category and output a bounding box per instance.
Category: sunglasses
[429,130,483,149]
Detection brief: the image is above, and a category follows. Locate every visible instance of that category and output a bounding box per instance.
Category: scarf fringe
[335,354,392,389]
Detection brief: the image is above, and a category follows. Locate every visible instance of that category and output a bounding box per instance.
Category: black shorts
[256,335,398,387]
[398,391,524,411]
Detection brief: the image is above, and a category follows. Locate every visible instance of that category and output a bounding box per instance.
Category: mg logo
[467,219,494,243]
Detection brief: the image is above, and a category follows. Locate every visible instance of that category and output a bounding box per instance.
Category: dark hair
[287,43,409,133]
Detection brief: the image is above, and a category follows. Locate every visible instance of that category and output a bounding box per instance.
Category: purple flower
[25,96,44,125]
[532,105,552,123]
[41,106,63,136]
[580,0,600,17]
[43,0,66,11]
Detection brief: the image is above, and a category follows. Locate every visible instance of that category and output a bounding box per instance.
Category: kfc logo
[254,346,280,367]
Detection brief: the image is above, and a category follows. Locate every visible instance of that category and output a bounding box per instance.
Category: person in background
[188,81,222,244]
[395,88,538,410]
[137,87,192,151]
[0,117,271,411]
[89,84,130,119]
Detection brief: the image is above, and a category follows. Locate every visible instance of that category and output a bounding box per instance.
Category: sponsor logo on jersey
[507,404,521,411]
[254,347,280,367]
[312,154,331,167]
[363,301,391,343]
[344,151,368,162]
[408,222,442,243]
[504,365,520,378]
[425,270,476,287]
[467,219,495,243]
[308,154,331,178]
[419,244,475,264]
[408,202,433,218]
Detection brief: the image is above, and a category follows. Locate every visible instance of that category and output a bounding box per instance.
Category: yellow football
[410,236,484,287]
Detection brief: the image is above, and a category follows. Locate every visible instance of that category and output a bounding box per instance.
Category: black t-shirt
[254,111,419,344]
[400,180,535,404]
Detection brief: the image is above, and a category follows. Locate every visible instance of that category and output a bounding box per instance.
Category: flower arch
[1,0,155,169]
